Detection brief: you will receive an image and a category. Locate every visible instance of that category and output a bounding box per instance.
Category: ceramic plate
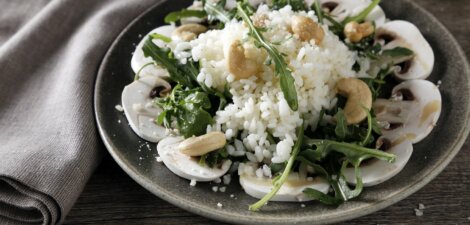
[94,0,470,224]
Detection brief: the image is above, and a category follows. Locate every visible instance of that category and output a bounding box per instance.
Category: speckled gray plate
[94,0,470,224]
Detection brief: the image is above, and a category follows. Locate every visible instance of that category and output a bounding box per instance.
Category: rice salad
[121,0,441,210]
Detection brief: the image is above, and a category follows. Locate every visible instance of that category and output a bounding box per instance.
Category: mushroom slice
[121,76,170,142]
[343,133,413,187]
[239,163,330,202]
[315,0,386,26]
[131,25,175,77]
[373,79,442,144]
[375,20,434,80]
[157,136,232,181]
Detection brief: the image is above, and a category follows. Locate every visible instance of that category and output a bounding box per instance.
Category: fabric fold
[0,0,160,224]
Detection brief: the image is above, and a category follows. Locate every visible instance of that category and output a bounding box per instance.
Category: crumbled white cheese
[212,186,219,192]
[223,174,231,185]
[414,208,423,217]
[230,194,235,198]
[418,203,425,210]
[214,178,222,184]
[115,104,124,112]
[217,202,223,208]
[190,179,197,186]
[300,204,306,208]
[219,186,226,192]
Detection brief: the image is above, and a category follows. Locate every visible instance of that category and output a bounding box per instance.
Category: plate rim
[94,0,470,224]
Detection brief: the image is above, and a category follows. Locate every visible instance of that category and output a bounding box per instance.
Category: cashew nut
[178,131,227,156]
[227,40,262,79]
[172,24,207,41]
[291,16,325,44]
[344,21,374,43]
[336,78,373,124]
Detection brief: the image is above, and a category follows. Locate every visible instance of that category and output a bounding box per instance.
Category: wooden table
[64,1,470,224]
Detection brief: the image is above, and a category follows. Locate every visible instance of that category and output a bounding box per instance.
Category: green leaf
[271,0,308,11]
[334,109,348,140]
[203,148,229,168]
[342,0,381,24]
[311,0,323,24]
[237,3,299,111]
[381,47,414,58]
[371,116,382,135]
[303,188,342,205]
[134,62,154,81]
[164,9,207,23]
[142,37,197,87]
[360,107,373,146]
[149,33,172,43]
[204,0,232,23]
[249,124,304,211]
[303,138,396,163]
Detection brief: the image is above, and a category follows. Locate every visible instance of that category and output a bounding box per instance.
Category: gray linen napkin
[0,0,159,224]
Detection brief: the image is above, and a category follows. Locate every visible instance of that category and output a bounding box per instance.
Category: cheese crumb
[212,186,219,192]
[300,204,306,208]
[230,194,235,198]
[414,208,423,217]
[190,179,197,186]
[115,104,124,112]
[219,186,226,192]
[418,203,425,210]
[223,174,231,185]
[217,202,223,208]
[214,178,222,184]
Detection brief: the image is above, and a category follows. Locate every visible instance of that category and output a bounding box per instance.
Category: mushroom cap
[157,136,232,182]
[373,79,442,144]
[131,25,175,77]
[375,20,434,80]
[316,0,386,26]
[121,76,170,142]
[239,172,330,202]
[343,133,413,187]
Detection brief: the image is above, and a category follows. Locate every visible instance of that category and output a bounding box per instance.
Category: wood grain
[64,0,470,224]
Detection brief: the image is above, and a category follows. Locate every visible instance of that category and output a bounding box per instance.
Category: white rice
[169,5,368,176]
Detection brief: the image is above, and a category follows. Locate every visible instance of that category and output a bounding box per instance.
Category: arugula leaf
[371,115,382,135]
[342,0,381,24]
[149,33,172,43]
[237,3,299,111]
[299,135,394,204]
[249,124,304,211]
[203,0,232,23]
[311,0,324,24]
[142,37,198,87]
[155,85,214,138]
[334,109,348,140]
[271,0,308,11]
[360,67,391,100]
[381,47,414,58]
[302,137,396,163]
[323,14,344,36]
[134,62,154,81]
[164,9,207,23]
[303,188,342,205]
[360,107,373,146]
[201,147,229,168]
